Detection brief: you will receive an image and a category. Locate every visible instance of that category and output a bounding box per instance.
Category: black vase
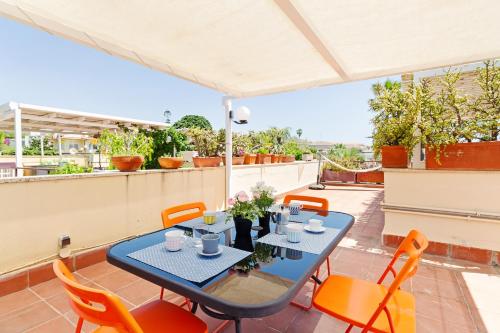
[233,216,254,252]
[258,212,271,238]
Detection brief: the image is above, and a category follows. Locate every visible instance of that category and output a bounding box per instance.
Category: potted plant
[158,153,184,169]
[142,127,187,169]
[301,147,314,161]
[226,191,261,252]
[99,128,153,172]
[221,131,248,165]
[186,128,222,167]
[283,141,301,162]
[256,147,272,164]
[423,62,500,170]
[251,182,276,237]
[370,80,419,168]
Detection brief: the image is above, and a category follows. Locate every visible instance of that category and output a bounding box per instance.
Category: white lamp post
[223,97,251,202]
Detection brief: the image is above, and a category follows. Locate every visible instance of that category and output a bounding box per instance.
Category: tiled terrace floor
[1,186,499,332]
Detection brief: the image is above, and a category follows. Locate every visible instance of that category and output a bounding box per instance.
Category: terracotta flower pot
[111,156,144,172]
[356,171,384,184]
[426,141,500,170]
[271,154,280,163]
[278,155,287,163]
[192,156,222,168]
[381,145,408,168]
[222,156,245,165]
[158,157,183,169]
[256,153,272,164]
[282,155,296,163]
[243,154,257,164]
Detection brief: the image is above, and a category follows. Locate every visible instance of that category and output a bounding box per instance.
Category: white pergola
[0,0,499,195]
[0,102,168,175]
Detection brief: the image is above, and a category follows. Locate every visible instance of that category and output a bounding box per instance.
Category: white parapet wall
[231,161,317,197]
[382,168,500,252]
[0,161,317,273]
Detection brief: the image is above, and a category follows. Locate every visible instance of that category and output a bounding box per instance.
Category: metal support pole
[58,134,62,162]
[223,96,233,201]
[40,134,44,158]
[13,105,23,177]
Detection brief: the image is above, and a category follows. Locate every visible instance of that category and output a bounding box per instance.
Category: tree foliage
[173,115,212,130]
[99,128,153,158]
[325,144,365,171]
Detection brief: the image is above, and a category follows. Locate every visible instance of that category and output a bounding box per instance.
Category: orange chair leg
[291,268,320,311]
[326,257,331,276]
[160,287,164,300]
[160,288,191,311]
[345,324,354,333]
[75,317,84,333]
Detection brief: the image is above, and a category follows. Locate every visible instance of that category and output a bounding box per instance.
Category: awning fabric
[1,0,499,97]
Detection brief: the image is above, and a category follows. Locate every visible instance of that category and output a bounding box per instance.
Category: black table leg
[191,302,198,314]
[234,318,241,333]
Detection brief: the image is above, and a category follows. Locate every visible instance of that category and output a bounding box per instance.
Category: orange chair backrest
[161,202,207,228]
[366,230,428,332]
[53,260,143,333]
[283,195,329,211]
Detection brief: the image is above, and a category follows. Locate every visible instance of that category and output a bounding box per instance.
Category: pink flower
[236,191,249,202]
[228,198,236,206]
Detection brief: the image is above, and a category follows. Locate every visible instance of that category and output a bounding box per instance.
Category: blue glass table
[107,210,354,332]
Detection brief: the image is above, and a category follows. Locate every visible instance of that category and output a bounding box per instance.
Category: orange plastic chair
[53,260,207,333]
[283,194,329,211]
[313,229,428,333]
[161,202,207,228]
[160,202,207,305]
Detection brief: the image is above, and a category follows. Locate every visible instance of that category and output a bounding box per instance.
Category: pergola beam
[273,0,348,80]
[21,114,119,130]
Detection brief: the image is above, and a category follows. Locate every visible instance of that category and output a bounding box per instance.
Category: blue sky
[0,17,396,145]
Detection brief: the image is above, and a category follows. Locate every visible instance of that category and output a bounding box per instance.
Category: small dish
[197,246,223,257]
[304,225,326,233]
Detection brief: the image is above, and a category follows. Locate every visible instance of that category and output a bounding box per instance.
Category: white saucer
[197,247,223,257]
[304,225,326,233]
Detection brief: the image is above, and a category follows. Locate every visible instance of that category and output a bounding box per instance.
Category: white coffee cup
[165,230,186,251]
[308,219,323,231]
[287,224,303,243]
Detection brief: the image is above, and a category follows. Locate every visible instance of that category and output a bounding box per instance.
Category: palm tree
[296,128,303,138]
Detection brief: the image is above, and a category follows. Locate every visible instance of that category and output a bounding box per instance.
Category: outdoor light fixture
[163,109,172,124]
[230,106,251,124]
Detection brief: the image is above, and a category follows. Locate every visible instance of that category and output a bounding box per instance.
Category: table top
[107,210,354,318]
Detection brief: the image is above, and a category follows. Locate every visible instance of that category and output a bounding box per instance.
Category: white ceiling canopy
[0,0,499,97]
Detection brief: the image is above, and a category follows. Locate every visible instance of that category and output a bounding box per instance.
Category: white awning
[0,0,499,97]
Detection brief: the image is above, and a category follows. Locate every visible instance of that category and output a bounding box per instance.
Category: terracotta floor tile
[415,293,473,327]
[64,310,98,333]
[412,275,464,301]
[113,278,162,306]
[0,289,40,318]
[0,301,59,333]
[92,269,139,292]
[286,309,348,333]
[75,261,118,280]
[29,277,68,299]
[416,314,476,333]
[25,316,75,333]
[261,305,302,331]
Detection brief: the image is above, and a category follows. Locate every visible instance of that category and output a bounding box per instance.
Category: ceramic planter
[426,141,500,170]
[233,216,254,252]
[192,156,222,168]
[158,157,183,169]
[321,169,356,182]
[256,153,272,164]
[381,145,408,168]
[257,212,271,238]
[222,156,245,165]
[356,171,384,183]
[243,154,257,164]
[111,156,144,172]
[302,153,314,161]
